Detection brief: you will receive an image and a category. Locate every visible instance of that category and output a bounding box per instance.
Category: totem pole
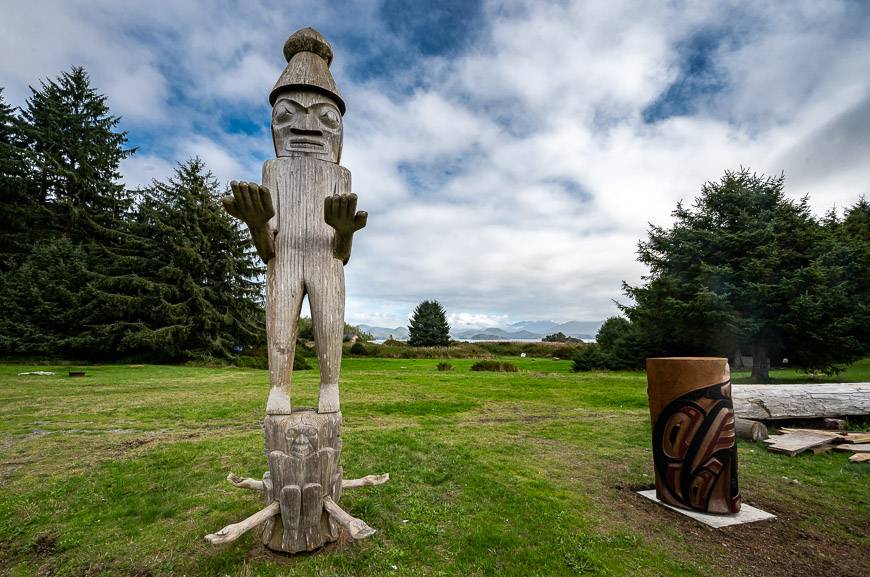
[205,27,388,553]
[646,357,740,514]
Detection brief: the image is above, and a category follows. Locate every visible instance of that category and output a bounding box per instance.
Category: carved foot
[342,473,389,489]
[227,472,265,491]
[323,496,376,540]
[204,501,279,545]
[266,388,292,415]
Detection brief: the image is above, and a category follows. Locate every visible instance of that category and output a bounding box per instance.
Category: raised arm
[222,181,276,262]
[324,192,367,265]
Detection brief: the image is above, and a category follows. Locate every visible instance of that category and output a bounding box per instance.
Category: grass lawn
[0,357,868,576]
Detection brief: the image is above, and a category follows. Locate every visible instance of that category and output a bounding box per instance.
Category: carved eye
[320,108,340,129]
[274,104,294,123]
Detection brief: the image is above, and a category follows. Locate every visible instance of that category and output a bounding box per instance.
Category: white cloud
[2,0,868,327]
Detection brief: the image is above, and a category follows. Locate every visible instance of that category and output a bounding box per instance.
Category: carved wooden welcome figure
[205,27,388,553]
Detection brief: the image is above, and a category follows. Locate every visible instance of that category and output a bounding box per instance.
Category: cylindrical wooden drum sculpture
[646,357,741,514]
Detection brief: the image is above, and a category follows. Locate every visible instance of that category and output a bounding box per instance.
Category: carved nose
[290,127,323,136]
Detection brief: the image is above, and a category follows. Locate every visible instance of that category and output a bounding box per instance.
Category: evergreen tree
[1,69,140,357]
[622,169,864,380]
[0,88,41,270]
[18,67,134,239]
[594,316,645,370]
[120,158,265,360]
[408,300,450,347]
[0,237,91,355]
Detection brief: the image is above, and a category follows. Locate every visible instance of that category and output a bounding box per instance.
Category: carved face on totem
[652,380,740,514]
[285,413,321,458]
[271,89,343,163]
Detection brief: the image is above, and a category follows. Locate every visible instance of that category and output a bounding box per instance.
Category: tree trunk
[750,342,769,382]
[732,383,870,420]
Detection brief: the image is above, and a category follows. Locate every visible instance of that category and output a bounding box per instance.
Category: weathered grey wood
[302,483,323,550]
[823,418,848,430]
[207,26,382,556]
[764,431,834,456]
[735,418,768,442]
[732,383,870,420]
[261,410,344,553]
[263,157,351,415]
[227,472,264,491]
[323,496,375,539]
[204,501,279,545]
[834,443,870,453]
[342,473,390,489]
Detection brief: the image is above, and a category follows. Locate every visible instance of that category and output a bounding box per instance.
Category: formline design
[646,357,741,515]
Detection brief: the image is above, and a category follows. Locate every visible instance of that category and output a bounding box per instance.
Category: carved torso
[263,157,352,260]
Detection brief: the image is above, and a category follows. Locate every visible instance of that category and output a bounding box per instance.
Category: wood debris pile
[764,428,870,461]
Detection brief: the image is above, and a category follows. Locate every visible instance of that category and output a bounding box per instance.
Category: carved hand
[324,193,367,264]
[222,181,276,262]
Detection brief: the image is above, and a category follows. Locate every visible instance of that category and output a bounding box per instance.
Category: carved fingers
[353,210,368,231]
[224,181,275,226]
[324,193,367,233]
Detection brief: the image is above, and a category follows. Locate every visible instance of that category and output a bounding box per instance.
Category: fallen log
[735,418,768,441]
[732,383,870,421]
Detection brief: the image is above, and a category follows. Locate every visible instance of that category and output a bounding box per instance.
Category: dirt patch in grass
[618,483,869,577]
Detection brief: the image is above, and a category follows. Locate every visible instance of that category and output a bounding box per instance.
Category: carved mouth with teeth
[285,138,325,152]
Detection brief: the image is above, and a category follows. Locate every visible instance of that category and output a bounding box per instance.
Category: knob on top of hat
[283,27,334,66]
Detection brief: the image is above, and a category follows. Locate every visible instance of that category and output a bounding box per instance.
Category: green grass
[0,358,868,576]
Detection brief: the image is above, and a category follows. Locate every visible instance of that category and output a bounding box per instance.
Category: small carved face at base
[272,90,343,163]
[286,414,320,457]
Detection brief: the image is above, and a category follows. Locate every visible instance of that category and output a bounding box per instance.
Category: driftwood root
[204,501,280,545]
[207,471,389,546]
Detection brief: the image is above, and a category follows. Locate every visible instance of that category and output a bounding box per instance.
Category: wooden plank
[764,431,834,456]
[778,429,870,443]
[810,444,834,454]
[733,383,870,420]
[849,453,870,463]
[833,443,870,453]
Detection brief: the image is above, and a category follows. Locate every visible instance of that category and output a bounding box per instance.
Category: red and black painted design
[652,380,740,514]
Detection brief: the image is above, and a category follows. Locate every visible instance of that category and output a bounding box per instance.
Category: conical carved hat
[270,27,345,114]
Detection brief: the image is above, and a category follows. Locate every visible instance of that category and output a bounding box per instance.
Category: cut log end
[735,418,768,442]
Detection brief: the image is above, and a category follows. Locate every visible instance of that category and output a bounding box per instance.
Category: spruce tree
[408,300,451,346]
[1,69,139,357]
[0,88,41,270]
[122,158,265,360]
[18,67,134,239]
[623,169,865,379]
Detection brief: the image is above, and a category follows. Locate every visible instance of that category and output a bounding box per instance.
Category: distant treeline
[0,68,264,362]
[342,339,583,359]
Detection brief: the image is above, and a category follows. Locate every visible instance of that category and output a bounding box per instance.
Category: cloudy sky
[2,0,869,329]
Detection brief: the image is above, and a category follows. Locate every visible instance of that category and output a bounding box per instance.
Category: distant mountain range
[357,320,603,342]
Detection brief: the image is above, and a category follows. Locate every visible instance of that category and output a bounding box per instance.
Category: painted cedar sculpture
[646,357,741,514]
[204,27,388,553]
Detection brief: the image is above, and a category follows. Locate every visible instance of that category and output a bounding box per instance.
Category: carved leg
[265,260,305,415]
[307,264,345,413]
